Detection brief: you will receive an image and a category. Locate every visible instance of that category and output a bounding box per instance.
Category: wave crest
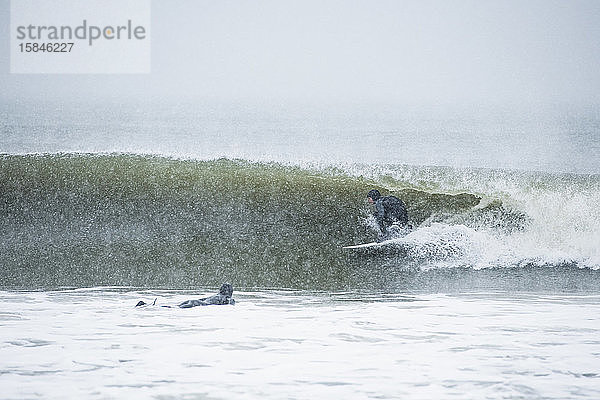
[0,153,597,289]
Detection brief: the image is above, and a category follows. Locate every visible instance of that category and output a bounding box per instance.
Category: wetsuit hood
[219,283,233,297]
[367,189,381,201]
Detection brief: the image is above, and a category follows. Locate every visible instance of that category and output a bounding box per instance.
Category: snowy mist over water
[2,100,599,175]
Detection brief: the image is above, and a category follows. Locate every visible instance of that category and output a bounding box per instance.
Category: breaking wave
[0,153,598,290]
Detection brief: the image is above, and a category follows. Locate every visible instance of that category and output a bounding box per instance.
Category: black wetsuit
[373,195,409,239]
[178,283,235,308]
[135,283,235,308]
[178,293,235,308]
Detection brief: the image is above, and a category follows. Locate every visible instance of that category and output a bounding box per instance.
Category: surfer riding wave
[367,189,410,242]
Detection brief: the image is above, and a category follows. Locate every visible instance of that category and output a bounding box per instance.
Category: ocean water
[2,101,599,174]
[1,289,599,400]
[1,100,599,398]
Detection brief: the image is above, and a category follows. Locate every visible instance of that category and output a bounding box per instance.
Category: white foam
[355,165,600,270]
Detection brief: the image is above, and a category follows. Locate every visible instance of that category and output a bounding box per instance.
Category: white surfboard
[342,242,381,249]
[343,238,403,250]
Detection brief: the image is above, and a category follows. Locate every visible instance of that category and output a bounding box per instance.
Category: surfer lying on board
[135,283,235,308]
[367,189,410,242]
[178,283,235,307]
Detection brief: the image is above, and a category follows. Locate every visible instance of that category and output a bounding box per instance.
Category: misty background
[1,0,599,172]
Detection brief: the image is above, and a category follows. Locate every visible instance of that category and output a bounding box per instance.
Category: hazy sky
[1,0,600,107]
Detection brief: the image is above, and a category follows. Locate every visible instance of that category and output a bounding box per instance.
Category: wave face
[1,154,598,290]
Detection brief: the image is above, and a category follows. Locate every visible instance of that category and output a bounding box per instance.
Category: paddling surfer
[178,283,235,307]
[135,283,235,308]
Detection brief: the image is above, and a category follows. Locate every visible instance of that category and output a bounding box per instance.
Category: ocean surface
[1,289,600,400]
[1,100,599,398]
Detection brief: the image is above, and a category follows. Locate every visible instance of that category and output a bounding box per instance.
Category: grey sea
[1,100,599,399]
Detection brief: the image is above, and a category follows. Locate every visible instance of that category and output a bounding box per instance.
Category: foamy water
[351,164,600,270]
[1,289,599,400]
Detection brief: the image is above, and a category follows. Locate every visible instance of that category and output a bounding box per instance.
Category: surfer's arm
[179,299,203,308]
[375,202,386,233]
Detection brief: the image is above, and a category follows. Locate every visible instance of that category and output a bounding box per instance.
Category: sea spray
[346,163,600,270]
[1,153,597,290]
